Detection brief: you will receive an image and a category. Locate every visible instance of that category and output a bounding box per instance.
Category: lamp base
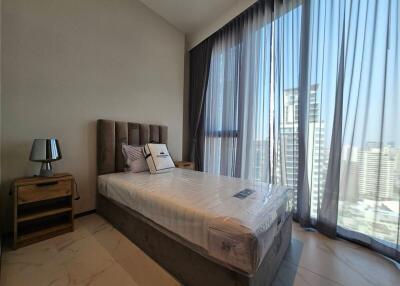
[40,162,53,177]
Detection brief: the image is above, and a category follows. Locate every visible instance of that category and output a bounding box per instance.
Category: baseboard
[74,209,96,219]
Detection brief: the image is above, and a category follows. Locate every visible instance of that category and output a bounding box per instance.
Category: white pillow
[143,143,175,174]
[122,144,149,173]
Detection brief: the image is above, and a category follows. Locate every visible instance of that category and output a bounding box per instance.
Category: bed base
[97,194,292,286]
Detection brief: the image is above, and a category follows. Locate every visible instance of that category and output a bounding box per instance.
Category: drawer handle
[36,181,59,187]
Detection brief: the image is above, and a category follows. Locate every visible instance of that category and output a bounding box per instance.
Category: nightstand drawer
[18,180,72,204]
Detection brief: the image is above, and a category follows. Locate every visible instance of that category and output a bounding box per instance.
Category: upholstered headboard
[97,119,168,175]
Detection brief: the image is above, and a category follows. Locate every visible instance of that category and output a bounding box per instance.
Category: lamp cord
[73,178,81,201]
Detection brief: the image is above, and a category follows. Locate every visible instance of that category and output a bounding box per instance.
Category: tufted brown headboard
[97,119,168,175]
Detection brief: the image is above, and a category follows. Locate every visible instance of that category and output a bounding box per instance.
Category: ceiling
[138,0,242,34]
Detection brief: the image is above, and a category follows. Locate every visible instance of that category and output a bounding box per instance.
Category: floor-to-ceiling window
[202,0,399,261]
[203,0,302,185]
[334,0,400,253]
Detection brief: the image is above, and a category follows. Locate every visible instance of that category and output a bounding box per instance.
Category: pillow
[121,144,149,173]
[143,143,175,174]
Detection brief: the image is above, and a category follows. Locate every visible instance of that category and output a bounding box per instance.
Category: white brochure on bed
[143,143,175,174]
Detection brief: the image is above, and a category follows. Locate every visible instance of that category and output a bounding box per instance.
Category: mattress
[98,169,293,274]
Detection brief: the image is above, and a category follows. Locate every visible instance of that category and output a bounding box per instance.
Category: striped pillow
[122,144,149,173]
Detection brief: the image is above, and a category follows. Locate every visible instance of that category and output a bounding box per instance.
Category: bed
[96,119,293,286]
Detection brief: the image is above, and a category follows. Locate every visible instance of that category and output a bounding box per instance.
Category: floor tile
[1,214,398,286]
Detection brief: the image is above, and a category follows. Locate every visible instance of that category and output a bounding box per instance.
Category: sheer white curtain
[336,0,400,258]
[298,0,399,259]
[202,0,399,261]
[203,0,302,184]
[273,0,303,201]
[203,2,274,180]
[203,27,241,177]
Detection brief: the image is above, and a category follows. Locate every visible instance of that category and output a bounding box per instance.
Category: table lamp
[29,138,62,177]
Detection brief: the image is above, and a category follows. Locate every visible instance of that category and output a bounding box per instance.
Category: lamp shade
[29,139,62,162]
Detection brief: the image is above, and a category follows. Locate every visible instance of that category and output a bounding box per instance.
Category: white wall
[1,0,185,225]
[187,0,256,50]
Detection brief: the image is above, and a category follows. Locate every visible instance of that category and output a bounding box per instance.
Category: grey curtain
[295,0,311,227]
[189,38,213,171]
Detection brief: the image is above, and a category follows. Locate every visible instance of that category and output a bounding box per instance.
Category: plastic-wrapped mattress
[98,169,293,274]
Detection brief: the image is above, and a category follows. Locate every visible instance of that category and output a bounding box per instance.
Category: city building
[277,84,328,217]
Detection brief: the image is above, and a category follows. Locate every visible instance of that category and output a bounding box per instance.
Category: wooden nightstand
[12,173,75,249]
[174,161,195,170]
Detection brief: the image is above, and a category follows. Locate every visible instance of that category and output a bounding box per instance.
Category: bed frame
[96,119,292,286]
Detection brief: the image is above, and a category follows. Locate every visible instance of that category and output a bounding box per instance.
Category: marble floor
[1,214,399,286]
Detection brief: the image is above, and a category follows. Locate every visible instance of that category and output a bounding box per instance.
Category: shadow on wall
[1,141,37,233]
[271,238,303,286]
[87,120,97,209]
[1,121,99,234]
